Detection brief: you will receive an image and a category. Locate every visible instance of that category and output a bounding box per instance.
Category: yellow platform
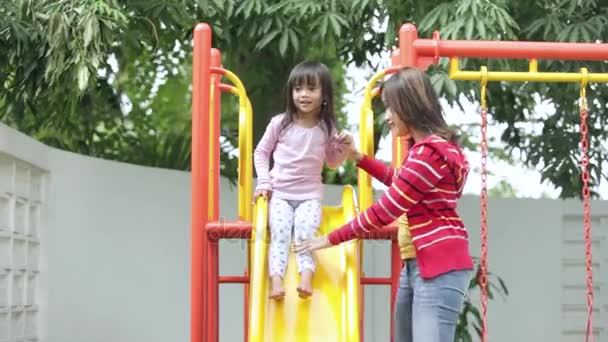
[248,186,361,342]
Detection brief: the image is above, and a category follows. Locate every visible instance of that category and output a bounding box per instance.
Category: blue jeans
[394,259,472,342]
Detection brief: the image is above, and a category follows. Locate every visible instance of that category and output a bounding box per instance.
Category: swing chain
[579,68,594,342]
[479,66,489,342]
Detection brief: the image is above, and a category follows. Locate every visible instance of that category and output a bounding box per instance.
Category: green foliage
[456,257,509,341]
[0,0,386,181]
[409,0,608,198]
[488,180,519,198]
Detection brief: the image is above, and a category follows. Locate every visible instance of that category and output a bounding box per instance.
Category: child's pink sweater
[254,114,346,200]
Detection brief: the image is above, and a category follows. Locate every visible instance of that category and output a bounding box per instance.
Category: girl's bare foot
[297,270,313,298]
[269,275,285,300]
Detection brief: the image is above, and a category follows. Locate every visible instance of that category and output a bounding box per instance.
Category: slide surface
[248,186,361,342]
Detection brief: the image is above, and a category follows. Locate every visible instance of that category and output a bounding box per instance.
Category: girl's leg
[411,261,472,342]
[394,260,414,342]
[293,199,322,298]
[268,197,294,299]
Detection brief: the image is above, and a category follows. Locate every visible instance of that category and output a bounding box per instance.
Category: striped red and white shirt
[327,135,474,279]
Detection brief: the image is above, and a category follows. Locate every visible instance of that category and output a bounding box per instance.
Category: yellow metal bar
[244,96,253,221]
[529,59,538,73]
[248,196,268,341]
[340,185,361,342]
[359,69,387,211]
[221,69,254,221]
[449,57,608,83]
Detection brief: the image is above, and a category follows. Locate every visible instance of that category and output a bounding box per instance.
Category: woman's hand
[294,235,332,254]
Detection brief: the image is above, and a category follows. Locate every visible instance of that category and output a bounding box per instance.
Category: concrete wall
[1,122,607,342]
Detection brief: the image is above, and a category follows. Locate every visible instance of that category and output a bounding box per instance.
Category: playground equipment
[191,23,361,342]
[191,21,608,342]
[388,24,608,342]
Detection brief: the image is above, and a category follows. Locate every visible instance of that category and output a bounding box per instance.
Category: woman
[295,67,474,342]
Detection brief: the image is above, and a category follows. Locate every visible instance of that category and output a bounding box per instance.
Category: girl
[253,61,348,300]
[295,67,474,341]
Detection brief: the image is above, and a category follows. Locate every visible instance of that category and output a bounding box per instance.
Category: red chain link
[480,105,489,342]
[580,93,594,342]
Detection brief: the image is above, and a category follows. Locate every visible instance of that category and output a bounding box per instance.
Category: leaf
[556,25,573,41]
[77,64,90,92]
[197,0,209,10]
[465,18,474,39]
[329,14,341,36]
[278,28,289,55]
[255,30,280,50]
[476,19,487,38]
[319,14,329,38]
[261,19,272,34]
[83,16,94,48]
[525,18,547,37]
[289,28,299,51]
[420,4,450,32]
[226,0,234,18]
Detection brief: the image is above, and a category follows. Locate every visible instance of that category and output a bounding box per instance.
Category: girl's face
[386,108,410,137]
[292,80,323,116]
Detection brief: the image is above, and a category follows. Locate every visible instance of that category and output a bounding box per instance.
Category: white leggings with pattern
[268,197,322,277]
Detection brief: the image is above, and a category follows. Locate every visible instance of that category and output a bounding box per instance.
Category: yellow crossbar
[449,58,608,83]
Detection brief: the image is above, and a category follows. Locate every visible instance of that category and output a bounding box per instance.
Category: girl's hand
[335,132,361,162]
[294,236,332,254]
[253,189,271,201]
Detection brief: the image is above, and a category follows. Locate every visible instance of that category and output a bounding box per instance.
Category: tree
[3,0,605,198]
[0,0,389,182]
[489,180,519,198]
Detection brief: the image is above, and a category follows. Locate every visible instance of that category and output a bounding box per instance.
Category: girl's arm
[327,144,448,245]
[253,117,280,191]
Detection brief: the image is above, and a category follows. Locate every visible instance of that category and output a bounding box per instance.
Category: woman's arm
[356,153,398,186]
[327,144,448,245]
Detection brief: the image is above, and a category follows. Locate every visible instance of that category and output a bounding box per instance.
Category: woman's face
[386,108,410,137]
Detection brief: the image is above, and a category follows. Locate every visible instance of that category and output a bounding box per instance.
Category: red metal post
[361,277,393,285]
[209,52,222,342]
[207,235,219,342]
[191,23,212,342]
[396,23,608,70]
[218,276,249,283]
[399,24,418,67]
[413,38,608,61]
[206,221,252,239]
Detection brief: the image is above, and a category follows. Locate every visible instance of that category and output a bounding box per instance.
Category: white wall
[1,122,608,342]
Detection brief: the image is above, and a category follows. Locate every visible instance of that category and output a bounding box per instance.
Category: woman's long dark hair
[281,60,336,136]
[381,66,458,143]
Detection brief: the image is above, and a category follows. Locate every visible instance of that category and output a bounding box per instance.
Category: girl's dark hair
[281,60,336,136]
[381,66,459,143]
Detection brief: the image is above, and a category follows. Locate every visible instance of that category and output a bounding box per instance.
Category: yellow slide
[248,186,361,341]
